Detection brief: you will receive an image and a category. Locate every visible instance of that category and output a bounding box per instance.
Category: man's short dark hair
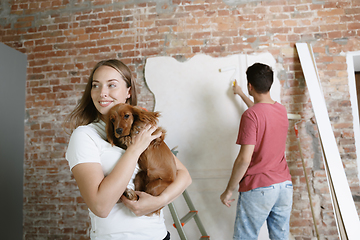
[246,63,273,93]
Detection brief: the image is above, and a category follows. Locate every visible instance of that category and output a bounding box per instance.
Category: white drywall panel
[145,53,281,240]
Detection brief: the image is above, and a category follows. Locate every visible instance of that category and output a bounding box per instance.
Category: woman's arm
[71,125,161,218]
[121,155,192,216]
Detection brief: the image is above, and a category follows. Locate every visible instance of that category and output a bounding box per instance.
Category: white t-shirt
[66,120,167,240]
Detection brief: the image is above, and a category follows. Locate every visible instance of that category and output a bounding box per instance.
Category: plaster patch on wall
[312,0,325,4]
[298,76,306,89]
[333,38,349,46]
[0,0,10,17]
[223,0,268,6]
[152,0,176,14]
[306,121,322,170]
[0,0,16,26]
[250,37,260,49]
[0,0,179,28]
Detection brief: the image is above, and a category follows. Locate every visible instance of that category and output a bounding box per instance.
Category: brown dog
[106,103,177,215]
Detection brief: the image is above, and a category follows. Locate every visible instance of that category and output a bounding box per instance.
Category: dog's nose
[116,128,123,135]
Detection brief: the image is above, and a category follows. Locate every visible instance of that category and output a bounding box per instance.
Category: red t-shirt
[236,102,291,192]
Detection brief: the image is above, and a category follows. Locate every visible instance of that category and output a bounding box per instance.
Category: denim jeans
[233,180,293,240]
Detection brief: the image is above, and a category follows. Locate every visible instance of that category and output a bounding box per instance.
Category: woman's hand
[70,124,162,218]
[121,155,192,217]
[120,191,164,216]
[128,124,161,155]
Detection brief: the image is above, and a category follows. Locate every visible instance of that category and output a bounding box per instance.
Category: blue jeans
[233,180,293,240]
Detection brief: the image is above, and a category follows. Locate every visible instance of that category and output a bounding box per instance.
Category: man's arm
[220,144,255,207]
[233,80,254,108]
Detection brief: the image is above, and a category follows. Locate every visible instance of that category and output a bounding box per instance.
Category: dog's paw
[123,188,139,201]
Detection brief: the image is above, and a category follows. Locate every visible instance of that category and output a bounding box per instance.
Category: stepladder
[168,189,210,240]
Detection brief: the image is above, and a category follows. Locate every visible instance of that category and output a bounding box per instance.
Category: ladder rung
[180,211,197,225]
[173,211,198,228]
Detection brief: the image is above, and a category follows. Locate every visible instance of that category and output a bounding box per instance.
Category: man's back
[236,102,291,192]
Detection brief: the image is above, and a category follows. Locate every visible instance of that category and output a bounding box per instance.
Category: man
[220,63,293,240]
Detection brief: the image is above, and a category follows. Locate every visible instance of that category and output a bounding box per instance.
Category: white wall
[145,53,281,240]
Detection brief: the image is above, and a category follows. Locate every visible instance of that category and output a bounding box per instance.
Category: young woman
[65,59,192,240]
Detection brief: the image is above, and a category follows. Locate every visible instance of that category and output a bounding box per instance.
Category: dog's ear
[106,112,116,146]
[132,106,160,126]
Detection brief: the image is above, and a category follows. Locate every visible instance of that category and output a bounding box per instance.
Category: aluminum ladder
[168,189,210,240]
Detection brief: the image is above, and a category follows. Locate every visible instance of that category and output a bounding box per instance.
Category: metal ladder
[168,189,210,240]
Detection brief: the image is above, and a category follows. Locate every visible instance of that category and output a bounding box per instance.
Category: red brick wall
[1,0,359,239]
